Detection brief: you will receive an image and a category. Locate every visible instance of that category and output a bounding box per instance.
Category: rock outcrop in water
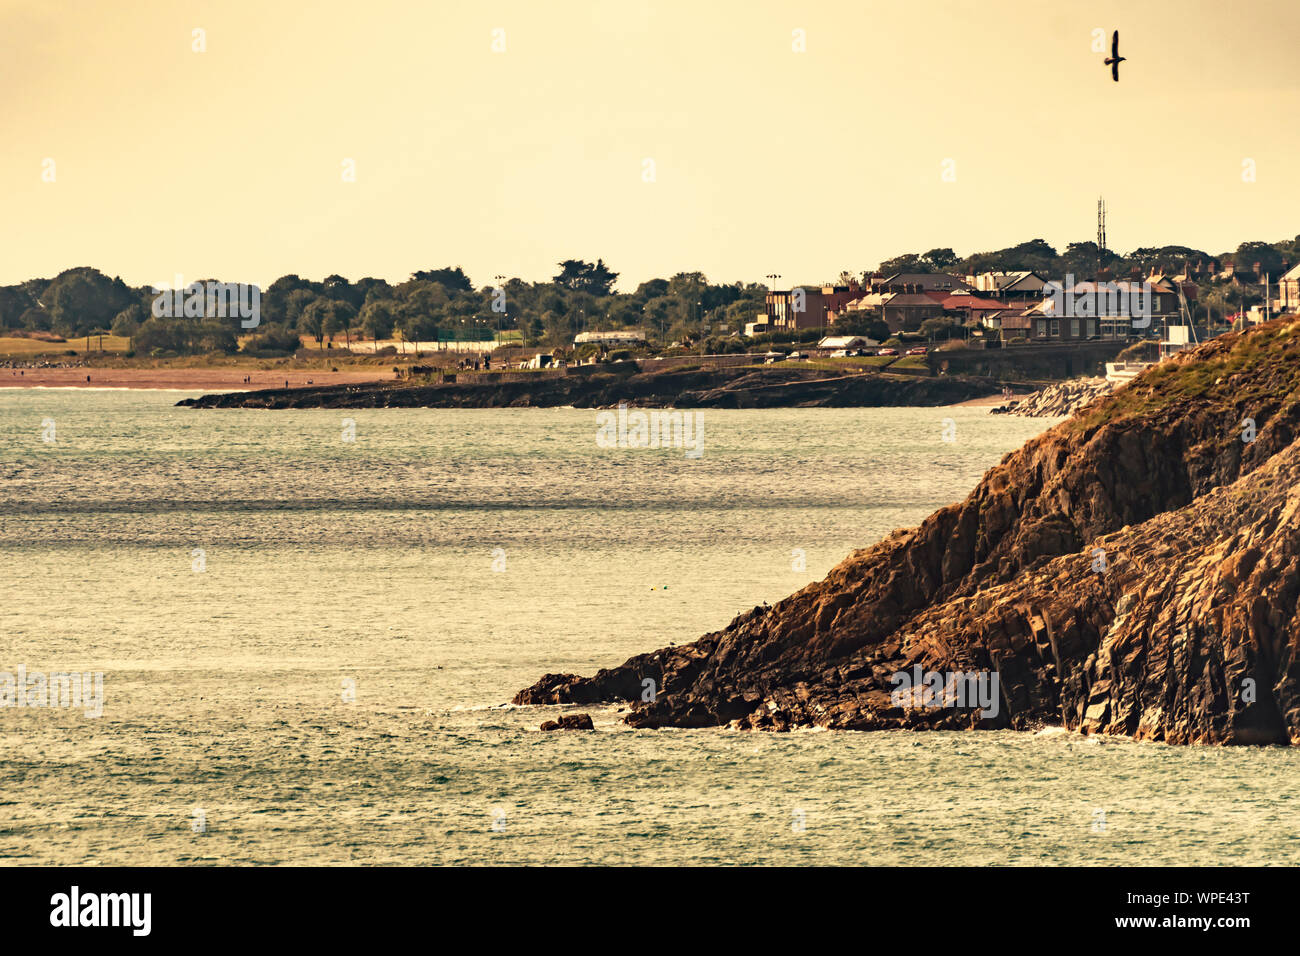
[990,377,1114,418]
[177,364,993,410]
[516,318,1300,745]
[539,713,595,731]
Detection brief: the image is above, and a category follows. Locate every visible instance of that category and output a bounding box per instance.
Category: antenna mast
[1097,197,1107,276]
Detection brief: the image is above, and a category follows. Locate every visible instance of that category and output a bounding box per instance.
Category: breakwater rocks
[177,364,993,410]
[516,318,1300,745]
[991,377,1114,417]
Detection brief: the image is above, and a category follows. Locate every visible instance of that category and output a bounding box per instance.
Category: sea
[1,389,1296,865]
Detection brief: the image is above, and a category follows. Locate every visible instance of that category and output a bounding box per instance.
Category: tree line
[0,262,769,356]
[873,237,1298,284]
[1,236,1294,355]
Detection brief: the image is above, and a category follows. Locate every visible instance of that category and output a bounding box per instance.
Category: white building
[818,335,878,350]
[574,330,647,346]
[1278,263,1300,314]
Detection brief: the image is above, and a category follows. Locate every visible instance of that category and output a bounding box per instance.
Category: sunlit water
[1,391,1296,865]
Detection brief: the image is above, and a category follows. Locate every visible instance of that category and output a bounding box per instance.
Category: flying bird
[1104,30,1125,82]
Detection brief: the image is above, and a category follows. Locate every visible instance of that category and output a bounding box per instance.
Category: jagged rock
[540,713,595,731]
[991,377,1114,418]
[515,319,1300,745]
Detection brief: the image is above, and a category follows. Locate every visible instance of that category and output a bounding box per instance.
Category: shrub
[241,325,301,354]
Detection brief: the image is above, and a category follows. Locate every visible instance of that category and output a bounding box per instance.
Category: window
[1071,319,1080,338]
[1037,319,1047,338]
[1087,319,1096,338]
[1050,320,1059,337]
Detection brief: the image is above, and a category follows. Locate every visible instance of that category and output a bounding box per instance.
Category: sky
[2,0,1297,291]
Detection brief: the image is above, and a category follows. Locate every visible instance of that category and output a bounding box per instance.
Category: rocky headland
[516,318,1300,745]
[176,363,994,410]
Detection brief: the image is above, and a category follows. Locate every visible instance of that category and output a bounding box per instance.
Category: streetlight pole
[494,274,507,347]
[765,274,781,334]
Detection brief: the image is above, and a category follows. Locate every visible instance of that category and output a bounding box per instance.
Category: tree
[553,259,619,295]
[240,325,300,354]
[920,248,958,271]
[300,300,329,346]
[411,266,473,292]
[46,268,130,336]
[111,304,146,350]
[878,253,926,275]
[396,308,437,353]
[18,306,50,331]
[634,278,669,299]
[834,310,889,341]
[360,300,395,350]
[284,288,318,329]
[1233,241,1284,279]
[322,310,344,345]
[263,275,318,326]
[0,285,37,330]
[920,316,960,340]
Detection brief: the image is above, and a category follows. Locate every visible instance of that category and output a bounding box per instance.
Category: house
[835,292,888,316]
[836,288,951,333]
[997,311,1034,341]
[1278,263,1300,313]
[937,292,1016,327]
[881,292,946,332]
[869,273,972,295]
[967,271,1049,301]
[1024,277,1184,343]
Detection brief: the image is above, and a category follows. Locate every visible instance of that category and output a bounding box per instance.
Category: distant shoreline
[0,368,390,391]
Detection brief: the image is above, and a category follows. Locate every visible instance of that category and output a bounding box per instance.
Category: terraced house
[1021,275,1194,342]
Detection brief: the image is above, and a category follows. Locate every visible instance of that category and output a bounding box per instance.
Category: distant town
[2,234,1297,378]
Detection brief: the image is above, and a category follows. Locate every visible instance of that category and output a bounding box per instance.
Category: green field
[0,335,132,356]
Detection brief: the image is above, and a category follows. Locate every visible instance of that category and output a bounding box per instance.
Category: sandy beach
[0,367,393,391]
[946,392,1017,407]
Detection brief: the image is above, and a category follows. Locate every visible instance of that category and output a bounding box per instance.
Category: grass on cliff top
[1070,319,1300,434]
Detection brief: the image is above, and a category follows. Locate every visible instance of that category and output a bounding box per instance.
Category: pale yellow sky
[2,0,1296,291]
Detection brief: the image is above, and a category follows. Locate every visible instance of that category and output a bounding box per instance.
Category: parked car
[853,348,871,356]
[829,349,850,358]
[763,351,785,362]
[877,347,898,356]
[787,351,805,360]
[905,346,928,356]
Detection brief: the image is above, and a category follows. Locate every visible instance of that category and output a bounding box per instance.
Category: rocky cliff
[516,318,1300,745]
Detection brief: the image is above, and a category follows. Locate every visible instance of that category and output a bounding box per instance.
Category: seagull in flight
[1104,30,1125,82]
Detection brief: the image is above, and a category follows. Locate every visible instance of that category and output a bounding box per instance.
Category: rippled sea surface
[2,390,1297,865]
